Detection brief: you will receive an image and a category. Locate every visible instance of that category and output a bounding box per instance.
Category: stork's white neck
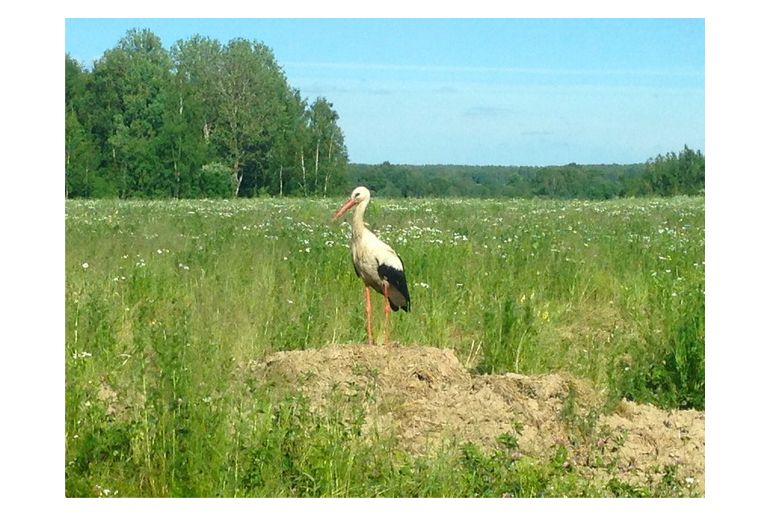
[351,197,369,240]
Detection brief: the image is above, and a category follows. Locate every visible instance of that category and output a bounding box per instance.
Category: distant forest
[66,28,705,200]
[347,152,704,199]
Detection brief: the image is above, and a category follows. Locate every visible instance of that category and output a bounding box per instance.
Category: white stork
[333,186,411,344]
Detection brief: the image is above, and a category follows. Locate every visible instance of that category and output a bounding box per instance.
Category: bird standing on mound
[333,186,411,345]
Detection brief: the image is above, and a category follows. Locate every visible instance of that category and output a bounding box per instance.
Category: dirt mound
[247,343,704,495]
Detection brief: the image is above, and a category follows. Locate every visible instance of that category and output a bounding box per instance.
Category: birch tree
[308,97,348,196]
[211,39,291,196]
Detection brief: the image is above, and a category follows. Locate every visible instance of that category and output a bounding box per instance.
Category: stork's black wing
[377,257,411,312]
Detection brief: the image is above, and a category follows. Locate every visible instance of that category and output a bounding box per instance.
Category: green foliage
[65,29,348,199]
[345,161,655,200]
[476,294,539,374]
[304,97,349,197]
[65,56,101,198]
[609,279,705,409]
[639,146,705,196]
[65,109,101,197]
[199,162,237,198]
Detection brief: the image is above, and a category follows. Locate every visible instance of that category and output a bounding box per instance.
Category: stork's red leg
[364,286,374,345]
[383,283,391,344]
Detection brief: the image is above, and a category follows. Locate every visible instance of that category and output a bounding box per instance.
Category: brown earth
[247,343,704,495]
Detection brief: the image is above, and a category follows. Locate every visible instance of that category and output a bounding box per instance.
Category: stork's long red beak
[333,198,356,220]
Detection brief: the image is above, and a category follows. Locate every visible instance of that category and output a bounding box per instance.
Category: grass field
[65,195,704,497]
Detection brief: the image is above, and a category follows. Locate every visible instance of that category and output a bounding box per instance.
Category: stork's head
[333,186,371,220]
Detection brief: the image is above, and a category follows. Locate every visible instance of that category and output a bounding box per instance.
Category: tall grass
[65,196,704,496]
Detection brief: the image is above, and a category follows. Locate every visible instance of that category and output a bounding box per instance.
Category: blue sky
[65,18,704,166]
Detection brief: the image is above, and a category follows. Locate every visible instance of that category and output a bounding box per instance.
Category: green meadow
[65,195,704,497]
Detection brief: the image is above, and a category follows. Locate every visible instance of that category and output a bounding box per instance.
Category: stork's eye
[354,192,360,198]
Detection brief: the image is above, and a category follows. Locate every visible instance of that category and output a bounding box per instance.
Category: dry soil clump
[248,343,704,495]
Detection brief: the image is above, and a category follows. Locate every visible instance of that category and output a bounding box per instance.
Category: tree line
[65,29,704,200]
[66,29,348,199]
[348,146,703,200]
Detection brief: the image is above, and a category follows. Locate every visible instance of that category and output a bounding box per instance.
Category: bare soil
[248,343,704,495]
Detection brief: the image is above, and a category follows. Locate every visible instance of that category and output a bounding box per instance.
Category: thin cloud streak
[463,106,518,118]
[285,61,703,78]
